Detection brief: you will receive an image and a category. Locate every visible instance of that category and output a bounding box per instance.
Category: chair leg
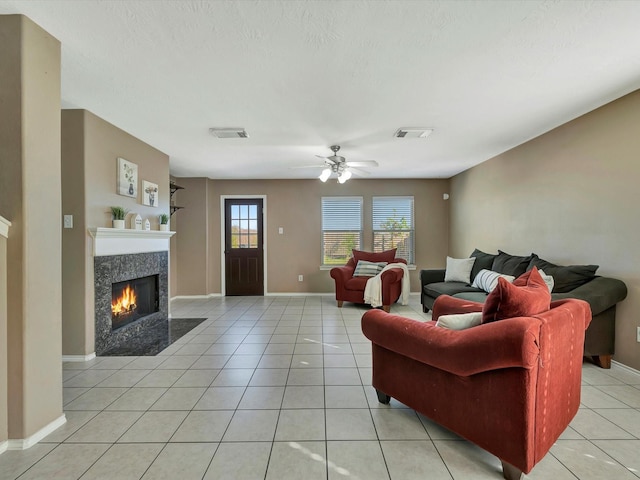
[592,355,612,369]
[337,301,343,308]
[422,305,429,313]
[376,389,391,404]
[501,461,523,480]
[382,305,390,313]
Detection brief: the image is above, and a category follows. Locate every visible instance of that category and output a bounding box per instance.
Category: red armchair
[362,294,591,479]
[330,250,406,312]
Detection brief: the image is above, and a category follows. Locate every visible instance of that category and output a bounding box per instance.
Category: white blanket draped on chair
[363,262,410,308]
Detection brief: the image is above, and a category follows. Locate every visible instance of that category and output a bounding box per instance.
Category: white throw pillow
[472,269,515,293]
[444,256,476,284]
[538,269,555,293]
[436,312,483,330]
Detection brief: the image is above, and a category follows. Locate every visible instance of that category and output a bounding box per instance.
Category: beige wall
[61,110,86,355]
[61,109,170,355]
[175,178,209,295]
[169,176,179,298]
[450,89,640,370]
[175,178,449,296]
[0,15,63,439]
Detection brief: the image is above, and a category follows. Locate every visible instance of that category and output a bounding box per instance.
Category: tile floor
[1,295,640,479]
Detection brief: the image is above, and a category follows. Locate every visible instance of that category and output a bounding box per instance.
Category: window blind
[321,197,363,265]
[372,196,414,264]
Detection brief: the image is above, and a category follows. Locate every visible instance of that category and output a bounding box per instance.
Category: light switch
[278,227,284,234]
[63,215,73,228]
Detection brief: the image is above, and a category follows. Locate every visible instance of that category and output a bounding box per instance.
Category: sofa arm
[330,265,355,286]
[431,295,484,321]
[362,310,541,377]
[380,267,404,284]
[552,276,627,316]
[420,268,446,287]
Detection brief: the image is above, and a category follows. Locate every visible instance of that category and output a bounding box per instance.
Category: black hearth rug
[101,318,207,356]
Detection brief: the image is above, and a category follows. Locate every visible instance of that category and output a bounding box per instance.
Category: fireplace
[94,250,169,355]
[111,275,159,330]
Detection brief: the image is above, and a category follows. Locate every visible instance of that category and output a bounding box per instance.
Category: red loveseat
[330,249,406,312]
[362,293,591,479]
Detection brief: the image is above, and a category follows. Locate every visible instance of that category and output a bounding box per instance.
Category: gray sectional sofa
[420,249,628,368]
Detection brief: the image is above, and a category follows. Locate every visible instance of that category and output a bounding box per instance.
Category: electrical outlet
[63,215,73,228]
[298,275,303,282]
[637,326,640,343]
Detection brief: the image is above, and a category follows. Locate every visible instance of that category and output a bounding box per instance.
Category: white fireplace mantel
[0,216,11,239]
[88,227,175,257]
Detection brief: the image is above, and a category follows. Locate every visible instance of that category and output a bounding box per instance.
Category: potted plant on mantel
[159,213,170,231]
[110,206,129,229]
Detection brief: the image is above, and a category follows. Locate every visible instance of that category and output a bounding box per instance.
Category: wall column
[0,15,65,446]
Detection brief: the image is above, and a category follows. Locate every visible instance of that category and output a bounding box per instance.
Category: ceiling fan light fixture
[209,127,249,138]
[338,169,352,184]
[319,168,331,182]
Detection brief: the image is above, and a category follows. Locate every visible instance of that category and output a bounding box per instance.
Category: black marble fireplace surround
[94,251,168,356]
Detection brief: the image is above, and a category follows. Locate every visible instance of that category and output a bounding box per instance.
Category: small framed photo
[117,157,138,197]
[143,180,159,207]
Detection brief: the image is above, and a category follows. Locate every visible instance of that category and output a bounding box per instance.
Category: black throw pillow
[528,255,598,293]
[491,250,534,277]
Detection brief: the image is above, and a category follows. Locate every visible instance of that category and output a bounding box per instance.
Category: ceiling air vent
[394,128,434,138]
[209,127,249,138]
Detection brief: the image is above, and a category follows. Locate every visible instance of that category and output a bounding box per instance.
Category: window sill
[320,264,416,271]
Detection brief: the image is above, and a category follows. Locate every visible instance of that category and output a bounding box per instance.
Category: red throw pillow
[352,249,397,264]
[482,267,551,323]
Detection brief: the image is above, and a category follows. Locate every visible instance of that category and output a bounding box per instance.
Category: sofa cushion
[425,281,484,298]
[470,249,497,282]
[472,269,515,293]
[492,250,534,277]
[353,248,396,264]
[453,291,490,303]
[353,260,387,277]
[444,256,476,283]
[528,255,598,293]
[482,267,551,323]
[436,312,483,330]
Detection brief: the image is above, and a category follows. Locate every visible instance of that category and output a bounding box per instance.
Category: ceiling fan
[295,145,379,183]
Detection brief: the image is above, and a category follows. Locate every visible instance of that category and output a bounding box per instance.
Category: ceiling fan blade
[348,167,371,176]
[317,154,343,164]
[346,160,379,167]
[290,164,327,169]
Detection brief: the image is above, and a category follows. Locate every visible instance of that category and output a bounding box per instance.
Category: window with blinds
[321,197,363,265]
[372,196,414,264]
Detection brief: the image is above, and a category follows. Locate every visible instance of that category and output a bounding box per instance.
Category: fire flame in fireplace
[112,284,137,316]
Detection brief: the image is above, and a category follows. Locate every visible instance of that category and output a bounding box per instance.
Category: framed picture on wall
[117,157,138,197]
[143,180,159,207]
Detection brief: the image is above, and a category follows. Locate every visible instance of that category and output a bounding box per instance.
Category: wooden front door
[224,198,264,296]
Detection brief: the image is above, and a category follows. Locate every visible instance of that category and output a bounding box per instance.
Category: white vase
[159,224,169,232]
[113,219,125,229]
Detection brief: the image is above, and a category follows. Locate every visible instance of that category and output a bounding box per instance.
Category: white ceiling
[2,1,640,180]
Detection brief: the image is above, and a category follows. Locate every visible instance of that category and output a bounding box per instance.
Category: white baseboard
[7,414,66,450]
[611,360,640,377]
[0,440,7,455]
[266,292,331,297]
[170,293,222,301]
[62,353,96,362]
[171,292,421,300]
